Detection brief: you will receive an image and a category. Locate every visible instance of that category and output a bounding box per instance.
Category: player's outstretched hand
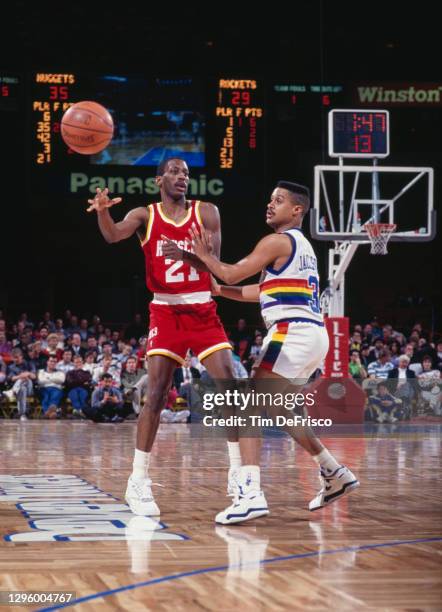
[189,223,212,260]
[87,188,122,212]
[161,235,183,261]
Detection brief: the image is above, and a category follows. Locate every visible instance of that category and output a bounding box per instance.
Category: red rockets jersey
[140,200,212,296]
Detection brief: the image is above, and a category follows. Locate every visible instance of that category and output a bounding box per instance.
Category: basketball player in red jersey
[87,158,243,517]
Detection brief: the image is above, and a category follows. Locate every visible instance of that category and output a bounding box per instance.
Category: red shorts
[147,300,231,364]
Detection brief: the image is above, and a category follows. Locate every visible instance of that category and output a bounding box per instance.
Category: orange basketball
[61,101,114,154]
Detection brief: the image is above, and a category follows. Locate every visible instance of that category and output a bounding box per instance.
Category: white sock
[312,448,340,474]
[132,449,150,481]
[240,465,260,490]
[227,441,242,469]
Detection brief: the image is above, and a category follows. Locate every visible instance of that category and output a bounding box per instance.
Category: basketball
[61,101,114,154]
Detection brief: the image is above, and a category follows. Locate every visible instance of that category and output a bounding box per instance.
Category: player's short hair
[276,181,310,215]
[156,157,186,176]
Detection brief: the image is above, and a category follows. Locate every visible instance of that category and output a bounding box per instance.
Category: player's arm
[211,277,260,302]
[191,226,291,285]
[161,201,220,271]
[87,188,148,243]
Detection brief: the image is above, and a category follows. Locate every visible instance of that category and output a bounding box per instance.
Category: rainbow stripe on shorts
[260,321,290,371]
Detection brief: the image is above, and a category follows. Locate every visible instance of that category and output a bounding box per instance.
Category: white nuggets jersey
[259,228,323,329]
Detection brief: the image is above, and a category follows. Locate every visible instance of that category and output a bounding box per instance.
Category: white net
[364,223,397,255]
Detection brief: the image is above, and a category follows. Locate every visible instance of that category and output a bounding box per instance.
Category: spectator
[417,356,441,415]
[96,341,118,365]
[115,341,133,365]
[54,318,66,338]
[369,318,382,339]
[360,343,375,368]
[37,355,66,418]
[230,318,251,356]
[367,382,403,423]
[350,331,362,352]
[349,350,367,382]
[111,330,121,352]
[388,340,402,367]
[388,355,417,418]
[121,355,147,415]
[79,319,89,342]
[65,355,92,417]
[83,351,98,377]
[41,333,64,364]
[56,349,75,374]
[0,330,12,358]
[69,333,85,358]
[90,373,124,422]
[88,315,101,337]
[65,315,81,337]
[174,355,202,409]
[38,311,56,332]
[86,336,99,354]
[18,312,34,330]
[369,338,385,362]
[362,323,373,345]
[367,349,394,380]
[93,354,121,385]
[436,341,442,372]
[415,337,437,366]
[26,342,46,371]
[6,348,36,420]
[37,326,50,350]
[246,333,264,371]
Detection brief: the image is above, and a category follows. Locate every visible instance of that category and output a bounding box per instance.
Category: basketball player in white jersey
[187,181,360,524]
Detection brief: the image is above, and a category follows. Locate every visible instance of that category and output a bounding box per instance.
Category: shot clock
[328,109,389,158]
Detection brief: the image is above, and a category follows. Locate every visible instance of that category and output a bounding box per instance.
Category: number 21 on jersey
[165,259,200,283]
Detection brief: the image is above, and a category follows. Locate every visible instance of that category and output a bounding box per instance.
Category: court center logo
[0,475,187,543]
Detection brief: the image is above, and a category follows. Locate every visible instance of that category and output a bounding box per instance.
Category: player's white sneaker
[227,467,240,497]
[216,488,269,525]
[125,476,160,516]
[309,465,359,511]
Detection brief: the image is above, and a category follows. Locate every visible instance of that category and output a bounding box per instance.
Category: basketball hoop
[364,223,396,255]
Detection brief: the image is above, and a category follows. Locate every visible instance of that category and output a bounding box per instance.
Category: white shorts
[254,319,329,380]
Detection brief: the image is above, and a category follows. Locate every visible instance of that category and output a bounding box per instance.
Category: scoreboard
[215,78,264,170]
[32,73,77,164]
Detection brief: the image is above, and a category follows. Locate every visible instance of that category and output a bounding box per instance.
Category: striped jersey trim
[195,200,203,226]
[140,204,155,246]
[275,317,324,327]
[157,201,194,227]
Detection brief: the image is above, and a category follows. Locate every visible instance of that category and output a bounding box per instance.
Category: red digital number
[322,94,330,106]
[375,112,386,132]
[1,85,9,97]
[52,122,60,133]
[291,94,297,105]
[361,114,374,132]
[231,91,251,105]
[49,86,69,100]
[354,134,372,153]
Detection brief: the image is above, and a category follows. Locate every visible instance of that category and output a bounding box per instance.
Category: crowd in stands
[347,318,442,421]
[0,309,441,424]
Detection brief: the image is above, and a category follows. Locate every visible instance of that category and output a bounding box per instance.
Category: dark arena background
[0,2,441,611]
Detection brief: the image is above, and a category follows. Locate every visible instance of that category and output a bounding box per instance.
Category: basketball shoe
[216,468,269,525]
[125,476,160,516]
[309,465,359,511]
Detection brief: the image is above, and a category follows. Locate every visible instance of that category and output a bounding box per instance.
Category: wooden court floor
[0,420,441,611]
